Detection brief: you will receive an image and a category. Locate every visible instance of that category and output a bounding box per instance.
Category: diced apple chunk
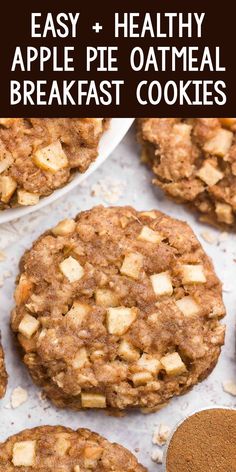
[173,123,192,139]
[72,347,89,369]
[95,289,119,307]
[150,272,173,297]
[107,307,137,336]
[72,348,89,369]
[215,202,234,225]
[176,296,200,316]
[161,352,186,376]
[138,226,162,243]
[0,153,13,173]
[17,190,39,206]
[196,162,223,186]
[132,371,153,385]
[0,176,17,203]
[52,219,76,236]
[59,256,84,283]
[55,434,71,456]
[181,264,206,284]
[18,314,40,339]
[140,211,156,219]
[118,340,140,362]
[33,140,68,173]
[120,252,144,279]
[84,445,103,460]
[15,274,33,305]
[81,392,106,408]
[12,440,36,467]
[83,445,103,468]
[65,302,90,327]
[137,354,162,375]
[204,129,233,157]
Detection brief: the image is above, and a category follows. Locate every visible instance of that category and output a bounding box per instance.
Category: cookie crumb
[151,448,163,464]
[153,424,171,446]
[218,232,229,242]
[0,250,6,261]
[91,178,125,204]
[201,232,217,244]
[223,284,232,293]
[223,380,236,396]
[11,386,28,408]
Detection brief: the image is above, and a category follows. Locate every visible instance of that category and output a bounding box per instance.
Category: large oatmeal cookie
[0,118,107,209]
[0,425,146,471]
[138,118,236,228]
[11,206,225,411]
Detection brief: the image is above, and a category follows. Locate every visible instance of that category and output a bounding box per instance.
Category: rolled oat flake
[166,409,236,472]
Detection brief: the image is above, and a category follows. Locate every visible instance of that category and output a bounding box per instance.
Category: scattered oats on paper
[152,424,171,446]
[151,448,163,464]
[223,380,236,396]
[91,178,126,204]
[11,387,28,408]
[201,231,217,245]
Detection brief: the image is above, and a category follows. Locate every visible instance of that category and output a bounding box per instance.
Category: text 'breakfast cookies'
[0,118,107,209]
[138,118,236,228]
[0,425,147,471]
[11,206,225,411]
[0,337,7,398]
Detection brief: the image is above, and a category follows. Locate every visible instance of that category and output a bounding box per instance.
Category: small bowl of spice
[163,407,236,472]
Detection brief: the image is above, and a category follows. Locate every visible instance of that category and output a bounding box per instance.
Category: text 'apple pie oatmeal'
[0,336,7,398]
[0,425,147,471]
[138,118,236,228]
[0,118,107,209]
[11,206,226,411]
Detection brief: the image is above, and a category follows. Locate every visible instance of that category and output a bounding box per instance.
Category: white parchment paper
[0,125,235,470]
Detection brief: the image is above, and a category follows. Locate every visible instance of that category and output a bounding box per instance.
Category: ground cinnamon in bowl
[166,408,236,472]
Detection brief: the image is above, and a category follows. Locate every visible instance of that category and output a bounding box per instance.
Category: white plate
[0,118,134,225]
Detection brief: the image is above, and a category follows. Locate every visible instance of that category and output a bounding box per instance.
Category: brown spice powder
[166,409,236,472]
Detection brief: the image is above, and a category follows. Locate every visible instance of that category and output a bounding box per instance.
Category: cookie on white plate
[0,118,108,209]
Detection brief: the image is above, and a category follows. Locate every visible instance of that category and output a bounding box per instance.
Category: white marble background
[0,124,235,470]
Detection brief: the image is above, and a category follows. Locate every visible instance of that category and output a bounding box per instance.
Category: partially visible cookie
[0,118,107,209]
[138,118,236,228]
[0,425,147,470]
[11,206,225,411]
[0,335,7,398]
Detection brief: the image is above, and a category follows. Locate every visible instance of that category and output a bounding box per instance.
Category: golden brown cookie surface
[11,206,225,411]
[138,118,236,228]
[0,118,107,209]
[0,425,147,471]
[0,336,7,398]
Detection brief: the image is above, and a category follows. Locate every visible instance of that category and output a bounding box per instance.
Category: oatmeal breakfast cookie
[0,335,7,398]
[0,118,107,209]
[11,206,225,411]
[138,118,236,228]
[0,425,147,471]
